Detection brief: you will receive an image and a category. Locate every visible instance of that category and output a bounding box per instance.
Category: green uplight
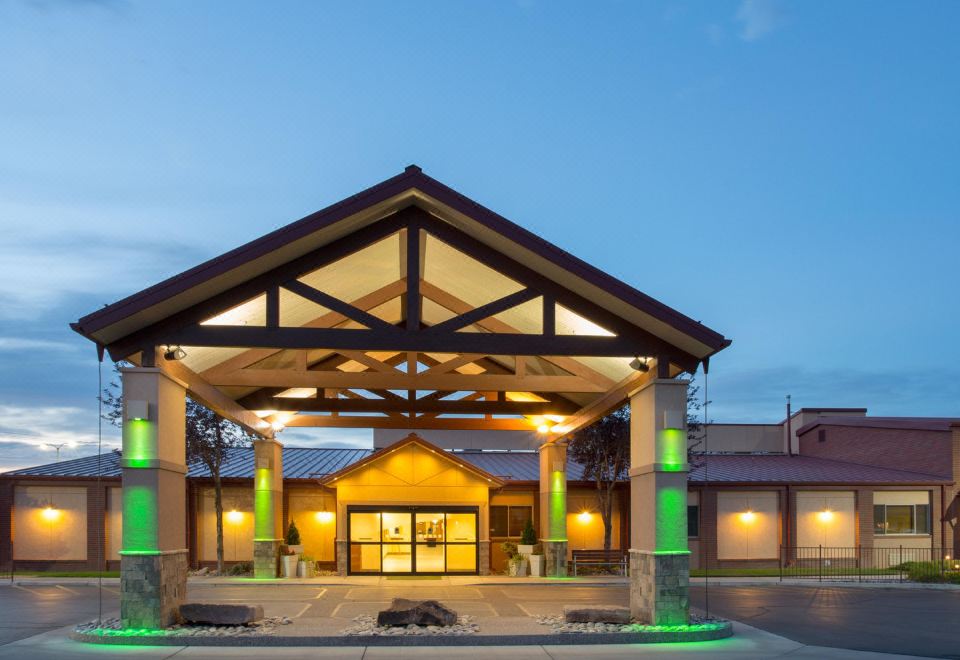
[548,470,567,541]
[660,428,686,471]
[254,468,275,540]
[124,419,154,465]
[122,485,158,552]
[656,485,688,553]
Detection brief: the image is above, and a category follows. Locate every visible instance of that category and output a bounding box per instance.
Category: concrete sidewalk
[0,620,927,659]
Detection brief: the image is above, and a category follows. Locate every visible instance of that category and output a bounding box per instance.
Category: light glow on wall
[226,510,243,524]
[315,511,334,524]
[41,506,60,522]
[577,511,593,524]
[817,509,834,523]
[739,510,756,524]
[659,428,686,471]
[124,419,154,468]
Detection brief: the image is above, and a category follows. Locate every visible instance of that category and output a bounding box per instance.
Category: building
[3,409,956,575]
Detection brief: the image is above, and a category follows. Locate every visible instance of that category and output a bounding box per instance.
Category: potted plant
[281,520,302,578]
[518,519,536,556]
[297,554,315,578]
[501,541,528,577]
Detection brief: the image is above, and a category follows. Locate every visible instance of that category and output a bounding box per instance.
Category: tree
[101,364,255,574]
[567,376,708,551]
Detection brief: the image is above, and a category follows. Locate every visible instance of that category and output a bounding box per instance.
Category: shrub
[285,519,301,546]
[520,519,537,546]
[228,562,253,576]
[500,541,519,560]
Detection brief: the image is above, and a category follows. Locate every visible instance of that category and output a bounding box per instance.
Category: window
[874,504,930,535]
[687,505,699,537]
[490,505,533,537]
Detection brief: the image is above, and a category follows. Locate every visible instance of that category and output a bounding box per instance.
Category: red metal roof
[796,416,960,435]
[688,454,950,485]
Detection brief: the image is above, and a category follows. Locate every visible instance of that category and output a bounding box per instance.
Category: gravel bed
[341,614,478,636]
[534,613,724,634]
[75,616,293,637]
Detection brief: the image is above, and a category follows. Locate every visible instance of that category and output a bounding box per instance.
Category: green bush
[500,541,519,560]
[228,562,253,576]
[285,519,301,546]
[520,519,537,546]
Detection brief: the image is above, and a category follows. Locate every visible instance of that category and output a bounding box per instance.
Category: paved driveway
[691,584,960,659]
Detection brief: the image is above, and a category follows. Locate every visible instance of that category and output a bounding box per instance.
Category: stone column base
[543,540,568,577]
[120,549,188,629]
[254,540,281,579]
[336,540,348,576]
[478,540,490,575]
[630,550,689,625]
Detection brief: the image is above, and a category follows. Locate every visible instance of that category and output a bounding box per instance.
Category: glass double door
[348,506,478,575]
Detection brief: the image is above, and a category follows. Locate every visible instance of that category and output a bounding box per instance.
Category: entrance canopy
[72,165,730,440]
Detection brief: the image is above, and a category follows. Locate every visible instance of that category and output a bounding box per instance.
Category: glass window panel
[416,513,445,543]
[382,512,411,542]
[349,512,381,542]
[687,505,699,537]
[446,543,477,572]
[349,543,381,573]
[874,505,886,535]
[915,505,930,534]
[416,544,445,573]
[382,543,412,573]
[490,506,508,537]
[508,507,533,537]
[446,513,477,542]
[886,505,913,534]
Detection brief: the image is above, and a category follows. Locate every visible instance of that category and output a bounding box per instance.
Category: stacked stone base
[478,540,490,575]
[120,549,188,629]
[629,550,689,625]
[543,540,568,577]
[254,540,281,579]
[336,539,349,576]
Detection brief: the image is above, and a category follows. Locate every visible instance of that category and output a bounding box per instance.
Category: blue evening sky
[1,0,958,470]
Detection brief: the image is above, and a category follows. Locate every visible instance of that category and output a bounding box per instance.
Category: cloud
[0,403,119,472]
[735,0,787,41]
[0,337,79,351]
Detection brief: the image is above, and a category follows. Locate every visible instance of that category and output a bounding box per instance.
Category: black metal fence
[779,546,959,582]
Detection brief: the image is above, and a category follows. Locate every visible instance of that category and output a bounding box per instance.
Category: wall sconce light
[41,506,60,522]
[163,346,187,361]
[577,511,592,524]
[271,421,285,432]
[817,509,834,523]
[315,510,334,524]
[226,510,243,524]
[629,356,650,373]
[537,424,551,434]
[739,510,756,523]
[126,400,148,421]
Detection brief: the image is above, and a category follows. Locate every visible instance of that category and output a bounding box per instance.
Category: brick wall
[799,426,952,477]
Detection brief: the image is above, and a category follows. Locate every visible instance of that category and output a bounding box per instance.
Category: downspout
[941,485,946,556]
[785,395,793,457]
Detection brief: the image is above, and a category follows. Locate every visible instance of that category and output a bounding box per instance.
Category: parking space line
[55,585,80,595]
[293,603,312,618]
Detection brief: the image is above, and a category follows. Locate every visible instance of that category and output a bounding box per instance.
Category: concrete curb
[70,622,733,647]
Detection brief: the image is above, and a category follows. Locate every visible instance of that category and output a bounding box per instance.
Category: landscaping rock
[563,605,631,624]
[376,598,457,627]
[179,603,264,625]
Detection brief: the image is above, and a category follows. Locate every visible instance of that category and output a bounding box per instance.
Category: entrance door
[347,506,478,575]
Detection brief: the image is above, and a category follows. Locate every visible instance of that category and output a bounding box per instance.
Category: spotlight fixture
[629,356,650,373]
[163,346,187,361]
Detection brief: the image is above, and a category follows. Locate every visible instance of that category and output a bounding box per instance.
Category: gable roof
[796,416,960,435]
[317,433,505,487]
[71,166,729,361]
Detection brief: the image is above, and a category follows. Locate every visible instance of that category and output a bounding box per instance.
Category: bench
[571,549,629,576]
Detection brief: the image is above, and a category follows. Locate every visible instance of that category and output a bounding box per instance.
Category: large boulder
[563,605,631,624]
[179,603,264,625]
[377,598,458,627]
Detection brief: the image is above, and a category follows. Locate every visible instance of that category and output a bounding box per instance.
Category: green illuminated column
[253,439,283,579]
[628,378,690,625]
[539,441,568,576]
[119,367,188,629]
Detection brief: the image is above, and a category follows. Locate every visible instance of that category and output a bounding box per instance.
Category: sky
[1,0,958,471]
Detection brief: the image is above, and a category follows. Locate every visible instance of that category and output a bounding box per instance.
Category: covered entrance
[348,505,479,575]
[71,164,730,629]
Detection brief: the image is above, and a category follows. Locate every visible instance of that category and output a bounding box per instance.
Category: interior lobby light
[818,509,834,523]
[739,510,756,523]
[578,511,592,523]
[41,506,60,522]
[226,510,243,524]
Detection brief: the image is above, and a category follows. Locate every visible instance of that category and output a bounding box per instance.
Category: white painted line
[12,584,42,595]
[56,584,81,595]
[293,603,312,618]
[313,587,327,599]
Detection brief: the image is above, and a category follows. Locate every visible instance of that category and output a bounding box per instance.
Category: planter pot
[509,559,529,577]
[517,544,535,556]
[281,554,299,578]
[529,554,544,577]
[287,545,305,554]
[297,560,315,578]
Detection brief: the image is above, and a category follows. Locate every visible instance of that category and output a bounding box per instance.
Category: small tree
[520,518,537,546]
[285,519,301,546]
[102,364,254,574]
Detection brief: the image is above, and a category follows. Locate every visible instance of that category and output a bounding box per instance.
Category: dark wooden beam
[425,288,538,334]
[239,395,578,416]
[282,280,400,333]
